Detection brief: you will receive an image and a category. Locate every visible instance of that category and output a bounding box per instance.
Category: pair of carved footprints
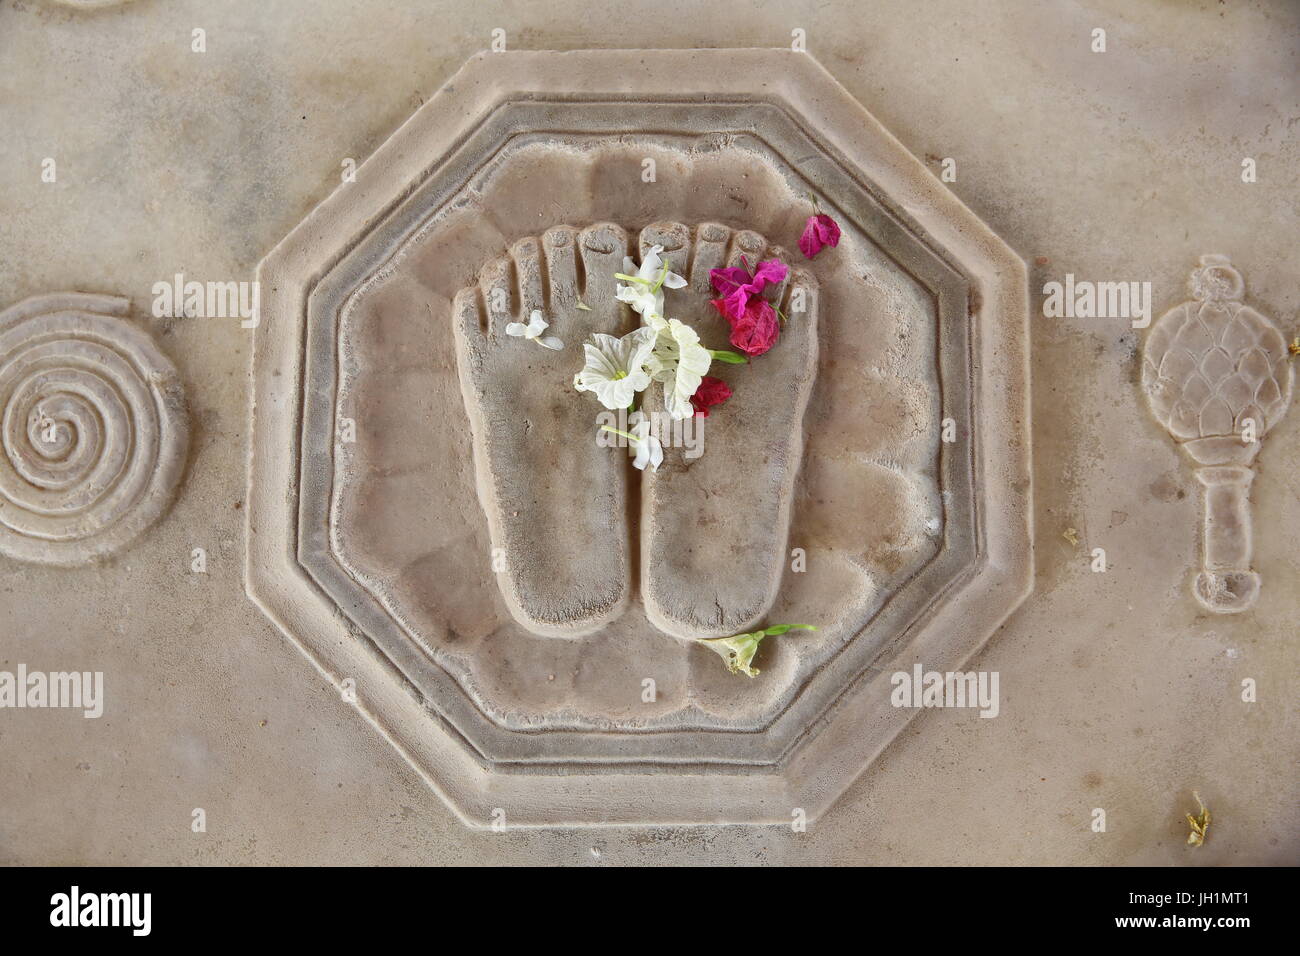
[452,221,819,642]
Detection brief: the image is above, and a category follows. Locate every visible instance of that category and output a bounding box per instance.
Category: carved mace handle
[1141,255,1293,614]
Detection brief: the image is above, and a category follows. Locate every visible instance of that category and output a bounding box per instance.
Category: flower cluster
[563,198,844,478]
[689,376,732,417]
[570,244,731,472]
[708,258,787,357]
[498,205,843,675]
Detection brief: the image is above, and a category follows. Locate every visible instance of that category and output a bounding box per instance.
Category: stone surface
[1,0,1296,861]
[248,49,1029,825]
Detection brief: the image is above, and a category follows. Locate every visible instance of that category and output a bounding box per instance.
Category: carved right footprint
[638,222,820,640]
[452,223,635,637]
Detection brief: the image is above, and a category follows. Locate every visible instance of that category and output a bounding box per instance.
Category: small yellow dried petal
[1185,791,1210,847]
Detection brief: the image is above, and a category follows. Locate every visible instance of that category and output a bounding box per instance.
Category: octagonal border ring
[247,50,1031,826]
[303,107,975,762]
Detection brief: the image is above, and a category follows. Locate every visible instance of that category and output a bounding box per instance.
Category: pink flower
[715,296,780,357]
[690,376,733,417]
[798,213,841,259]
[709,259,788,322]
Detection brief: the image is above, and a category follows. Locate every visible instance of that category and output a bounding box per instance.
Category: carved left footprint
[451,225,636,637]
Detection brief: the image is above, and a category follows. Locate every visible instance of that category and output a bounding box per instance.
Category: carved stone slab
[247,50,1032,826]
[0,293,188,565]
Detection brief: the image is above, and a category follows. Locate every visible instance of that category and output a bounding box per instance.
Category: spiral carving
[0,293,188,565]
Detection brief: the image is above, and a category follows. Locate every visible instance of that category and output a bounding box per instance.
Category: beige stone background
[1,0,1296,864]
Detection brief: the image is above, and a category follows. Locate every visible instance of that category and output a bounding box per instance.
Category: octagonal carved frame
[247,50,1031,826]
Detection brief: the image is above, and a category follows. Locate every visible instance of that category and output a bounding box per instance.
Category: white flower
[615,245,687,318]
[646,317,712,420]
[572,326,656,410]
[628,410,663,472]
[506,309,563,350]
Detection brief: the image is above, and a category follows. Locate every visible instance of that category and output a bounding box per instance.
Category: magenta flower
[798,212,841,259]
[708,258,788,322]
[715,296,780,357]
[689,376,733,417]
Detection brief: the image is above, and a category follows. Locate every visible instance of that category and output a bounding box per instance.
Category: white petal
[584,337,621,378]
[625,327,657,366]
[527,309,548,334]
[668,318,700,347]
[593,376,636,410]
[679,344,712,376]
[662,272,687,290]
[635,292,662,316]
[538,336,564,350]
[617,285,660,317]
[607,333,635,369]
[505,322,528,337]
[662,381,697,421]
[631,426,650,468]
[625,369,652,393]
[633,432,664,471]
[639,246,664,282]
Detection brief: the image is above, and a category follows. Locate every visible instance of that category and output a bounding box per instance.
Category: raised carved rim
[248,50,1031,825]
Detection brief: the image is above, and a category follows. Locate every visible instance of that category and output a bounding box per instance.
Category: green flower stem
[619,264,672,291]
[709,349,748,365]
[651,262,670,293]
[758,624,817,637]
[600,425,641,444]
